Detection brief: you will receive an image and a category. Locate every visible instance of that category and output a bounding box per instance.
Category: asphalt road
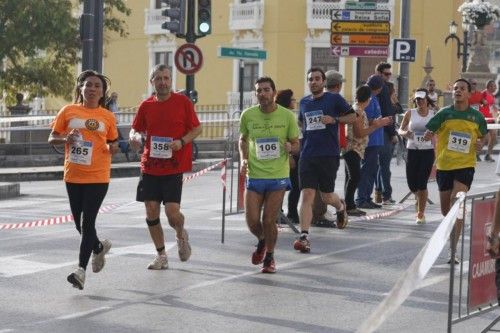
[0,159,499,333]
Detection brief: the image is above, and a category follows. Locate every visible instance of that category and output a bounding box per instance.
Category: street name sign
[218,47,267,61]
[330,33,390,46]
[345,1,376,10]
[331,21,390,34]
[331,9,391,22]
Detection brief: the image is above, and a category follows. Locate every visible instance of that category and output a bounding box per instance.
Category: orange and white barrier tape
[0,204,121,230]
[183,159,226,184]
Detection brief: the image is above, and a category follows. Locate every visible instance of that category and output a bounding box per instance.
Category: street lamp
[444,20,470,73]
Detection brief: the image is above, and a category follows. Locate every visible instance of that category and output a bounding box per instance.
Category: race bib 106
[256,137,280,160]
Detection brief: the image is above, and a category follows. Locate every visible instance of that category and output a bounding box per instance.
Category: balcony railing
[144,8,165,35]
[226,91,256,111]
[229,2,264,31]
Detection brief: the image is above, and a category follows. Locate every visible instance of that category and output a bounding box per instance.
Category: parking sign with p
[393,38,416,62]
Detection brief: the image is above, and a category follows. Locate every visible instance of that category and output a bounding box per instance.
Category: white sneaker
[67,267,85,290]
[323,207,337,221]
[148,254,168,270]
[92,239,112,273]
[177,229,192,262]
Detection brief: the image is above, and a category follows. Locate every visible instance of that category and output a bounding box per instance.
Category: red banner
[468,198,497,310]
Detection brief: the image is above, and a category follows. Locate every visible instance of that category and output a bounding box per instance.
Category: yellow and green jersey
[426,105,487,170]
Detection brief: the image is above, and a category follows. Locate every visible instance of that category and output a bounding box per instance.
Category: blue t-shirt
[299,92,351,157]
[365,93,384,147]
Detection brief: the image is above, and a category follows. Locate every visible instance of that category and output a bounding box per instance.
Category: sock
[264,251,274,261]
[156,246,165,254]
[256,238,265,250]
[93,241,103,254]
[300,231,308,239]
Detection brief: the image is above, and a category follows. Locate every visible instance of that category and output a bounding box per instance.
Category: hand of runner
[284,141,292,153]
[423,130,433,141]
[67,129,81,144]
[129,131,143,152]
[475,139,484,152]
[108,142,120,155]
[487,234,500,258]
[240,159,248,175]
[170,139,183,152]
[321,115,334,124]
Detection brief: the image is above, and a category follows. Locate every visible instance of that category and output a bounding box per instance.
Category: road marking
[56,307,112,320]
[0,243,176,277]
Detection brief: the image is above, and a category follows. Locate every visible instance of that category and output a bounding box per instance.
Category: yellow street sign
[331,21,390,34]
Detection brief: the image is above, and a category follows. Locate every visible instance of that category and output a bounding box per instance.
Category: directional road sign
[330,33,390,46]
[331,9,391,22]
[331,46,389,58]
[331,21,390,34]
[174,43,203,75]
[218,47,267,61]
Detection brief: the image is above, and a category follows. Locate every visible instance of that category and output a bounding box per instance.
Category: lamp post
[444,20,470,73]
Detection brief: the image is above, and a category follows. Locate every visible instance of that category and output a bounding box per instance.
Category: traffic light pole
[185,0,196,95]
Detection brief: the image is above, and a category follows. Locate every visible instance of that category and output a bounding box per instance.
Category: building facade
[41,0,494,110]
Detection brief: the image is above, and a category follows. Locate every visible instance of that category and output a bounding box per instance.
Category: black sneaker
[367,201,382,209]
[485,154,495,162]
[347,208,367,216]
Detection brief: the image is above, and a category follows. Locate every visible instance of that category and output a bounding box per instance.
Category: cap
[366,75,384,90]
[325,70,345,87]
[414,91,427,99]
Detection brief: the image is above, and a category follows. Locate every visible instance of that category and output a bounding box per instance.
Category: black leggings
[405,149,435,192]
[66,182,109,270]
[287,154,300,219]
[343,150,361,210]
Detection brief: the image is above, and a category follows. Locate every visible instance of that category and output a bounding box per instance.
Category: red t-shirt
[132,93,200,176]
[480,89,495,122]
[468,91,483,112]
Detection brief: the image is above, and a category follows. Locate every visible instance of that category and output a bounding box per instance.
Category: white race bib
[69,141,93,165]
[414,132,432,149]
[150,136,172,159]
[304,110,326,131]
[255,137,280,160]
[447,131,471,154]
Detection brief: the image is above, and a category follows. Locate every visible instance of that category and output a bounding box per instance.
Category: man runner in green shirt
[239,76,300,273]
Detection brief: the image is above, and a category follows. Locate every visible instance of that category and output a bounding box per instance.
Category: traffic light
[189,90,198,104]
[197,0,211,35]
[161,0,186,35]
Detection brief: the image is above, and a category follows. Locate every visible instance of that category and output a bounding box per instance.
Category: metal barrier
[449,190,499,333]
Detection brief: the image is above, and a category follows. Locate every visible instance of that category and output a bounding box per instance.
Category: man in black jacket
[374,62,397,205]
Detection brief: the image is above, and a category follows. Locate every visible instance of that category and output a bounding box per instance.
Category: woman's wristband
[180,138,186,147]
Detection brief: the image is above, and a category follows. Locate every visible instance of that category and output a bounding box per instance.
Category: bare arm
[353,116,392,138]
[397,111,413,139]
[239,134,249,174]
[48,129,80,145]
[171,125,203,151]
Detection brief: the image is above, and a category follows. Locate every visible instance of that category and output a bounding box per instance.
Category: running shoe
[476,154,482,162]
[336,199,348,229]
[91,239,112,273]
[67,267,85,290]
[261,257,276,273]
[347,208,366,216]
[177,229,192,262]
[251,240,267,265]
[447,249,460,264]
[148,254,169,270]
[416,215,426,224]
[293,236,311,253]
[383,198,396,205]
[485,154,495,162]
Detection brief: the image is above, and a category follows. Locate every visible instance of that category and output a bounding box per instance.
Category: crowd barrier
[358,190,500,333]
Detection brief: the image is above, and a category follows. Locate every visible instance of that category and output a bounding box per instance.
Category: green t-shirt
[240,105,300,179]
[426,105,487,170]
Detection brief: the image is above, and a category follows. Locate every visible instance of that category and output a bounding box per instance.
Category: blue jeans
[356,145,381,205]
[375,134,395,200]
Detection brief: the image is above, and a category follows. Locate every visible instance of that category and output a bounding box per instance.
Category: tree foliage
[0,0,131,104]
